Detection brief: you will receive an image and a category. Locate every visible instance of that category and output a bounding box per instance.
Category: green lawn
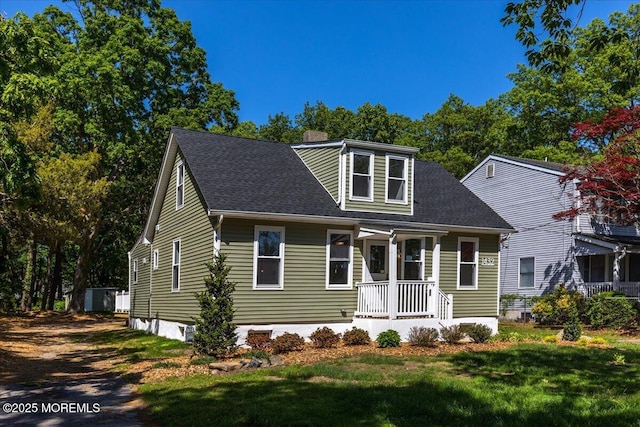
[121,324,640,427]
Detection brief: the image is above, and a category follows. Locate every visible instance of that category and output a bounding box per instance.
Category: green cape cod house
[129,128,513,341]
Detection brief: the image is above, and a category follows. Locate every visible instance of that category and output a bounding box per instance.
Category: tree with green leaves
[193,253,238,358]
[2,0,240,312]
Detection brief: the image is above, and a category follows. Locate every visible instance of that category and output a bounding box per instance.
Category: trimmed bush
[376,329,401,348]
[245,333,272,351]
[585,292,637,330]
[271,333,305,354]
[468,324,492,343]
[440,324,464,344]
[309,327,341,348]
[531,284,585,325]
[342,327,370,346]
[407,326,439,347]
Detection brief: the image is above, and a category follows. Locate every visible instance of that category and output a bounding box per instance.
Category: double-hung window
[457,237,478,289]
[519,257,535,288]
[350,151,373,200]
[386,155,408,203]
[172,239,180,292]
[254,226,285,289]
[176,161,185,209]
[326,231,353,289]
[402,239,423,280]
[133,259,138,284]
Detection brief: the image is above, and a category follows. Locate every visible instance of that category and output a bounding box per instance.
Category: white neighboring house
[462,155,640,319]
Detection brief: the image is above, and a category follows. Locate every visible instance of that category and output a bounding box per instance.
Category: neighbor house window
[326,231,353,289]
[172,239,180,291]
[402,239,423,280]
[386,155,408,203]
[519,257,535,288]
[254,226,285,289]
[133,259,138,284]
[153,249,159,270]
[350,151,373,200]
[176,161,185,209]
[486,163,495,178]
[457,237,478,289]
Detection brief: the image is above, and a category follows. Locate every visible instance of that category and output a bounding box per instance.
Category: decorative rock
[268,355,284,367]
[208,362,243,372]
[248,357,263,368]
[210,369,219,375]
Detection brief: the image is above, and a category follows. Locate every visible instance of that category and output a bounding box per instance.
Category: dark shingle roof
[171,127,513,231]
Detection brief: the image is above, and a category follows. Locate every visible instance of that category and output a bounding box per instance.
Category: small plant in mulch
[189,355,216,366]
[342,327,370,346]
[271,333,305,354]
[246,349,270,360]
[309,327,341,348]
[407,326,439,347]
[440,324,464,344]
[151,361,182,369]
[376,329,401,348]
[467,324,493,343]
[542,335,558,343]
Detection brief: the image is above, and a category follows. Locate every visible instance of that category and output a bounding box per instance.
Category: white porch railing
[577,282,640,300]
[115,290,130,312]
[355,280,452,319]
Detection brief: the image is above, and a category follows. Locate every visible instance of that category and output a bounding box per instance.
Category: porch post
[388,233,398,322]
[432,237,441,284]
[613,247,627,290]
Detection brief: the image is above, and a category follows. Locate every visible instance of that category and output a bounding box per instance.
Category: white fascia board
[344,139,419,155]
[574,234,620,251]
[290,141,344,149]
[207,210,359,225]
[142,132,178,243]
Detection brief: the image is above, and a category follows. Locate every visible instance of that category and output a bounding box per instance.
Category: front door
[366,240,389,281]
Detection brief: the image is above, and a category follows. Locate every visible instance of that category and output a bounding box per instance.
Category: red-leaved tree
[554,106,640,225]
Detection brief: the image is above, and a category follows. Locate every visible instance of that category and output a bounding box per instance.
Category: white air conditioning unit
[155,224,161,231]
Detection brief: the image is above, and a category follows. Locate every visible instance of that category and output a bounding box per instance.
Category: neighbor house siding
[345,150,413,215]
[130,242,151,319]
[439,233,499,318]
[149,151,215,323]
[462,159,575,303]
[294,147,340,202]
[221,218,360,324]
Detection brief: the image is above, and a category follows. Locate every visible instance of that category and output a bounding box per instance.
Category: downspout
[214,214,224,255]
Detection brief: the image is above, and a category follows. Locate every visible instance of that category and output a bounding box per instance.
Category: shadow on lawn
[140,344,640,427]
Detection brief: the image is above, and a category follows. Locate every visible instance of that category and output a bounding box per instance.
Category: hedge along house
[128,128,514,342]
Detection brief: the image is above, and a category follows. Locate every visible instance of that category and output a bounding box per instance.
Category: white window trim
[518,256,535,289]
[172,239,181,292]
[326,230,354,290]
[385,154,409,204]
[457,237,479,290]
[400,238,425,280]
[349,149,374,202]
[176,161,185,210]
[133,259,138,284]
[153,249,159,270]
[253,226,285,290]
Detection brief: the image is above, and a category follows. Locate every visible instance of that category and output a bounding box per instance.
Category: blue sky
[1,0,635,125]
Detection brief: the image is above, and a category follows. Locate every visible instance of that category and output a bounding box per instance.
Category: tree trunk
[41,245,53,312]
[68,240,93,314]
[47,243,63,311]
[21,239,37,312]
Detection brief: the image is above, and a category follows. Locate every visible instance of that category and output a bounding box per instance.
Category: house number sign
[481,257,495,266]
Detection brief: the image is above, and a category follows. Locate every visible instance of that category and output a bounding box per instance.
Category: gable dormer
[293,139,418,215]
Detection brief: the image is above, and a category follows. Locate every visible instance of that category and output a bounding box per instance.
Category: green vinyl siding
[130,242,151,319]
[424,237,433,280]
[295,147,340,201]
[346,150,413,215]
[149,152,215,323]
[438,233,499,318]
[221,218,359,324]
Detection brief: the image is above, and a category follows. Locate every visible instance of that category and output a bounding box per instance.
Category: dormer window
[350,150,373,201]
[386,155,408,203]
